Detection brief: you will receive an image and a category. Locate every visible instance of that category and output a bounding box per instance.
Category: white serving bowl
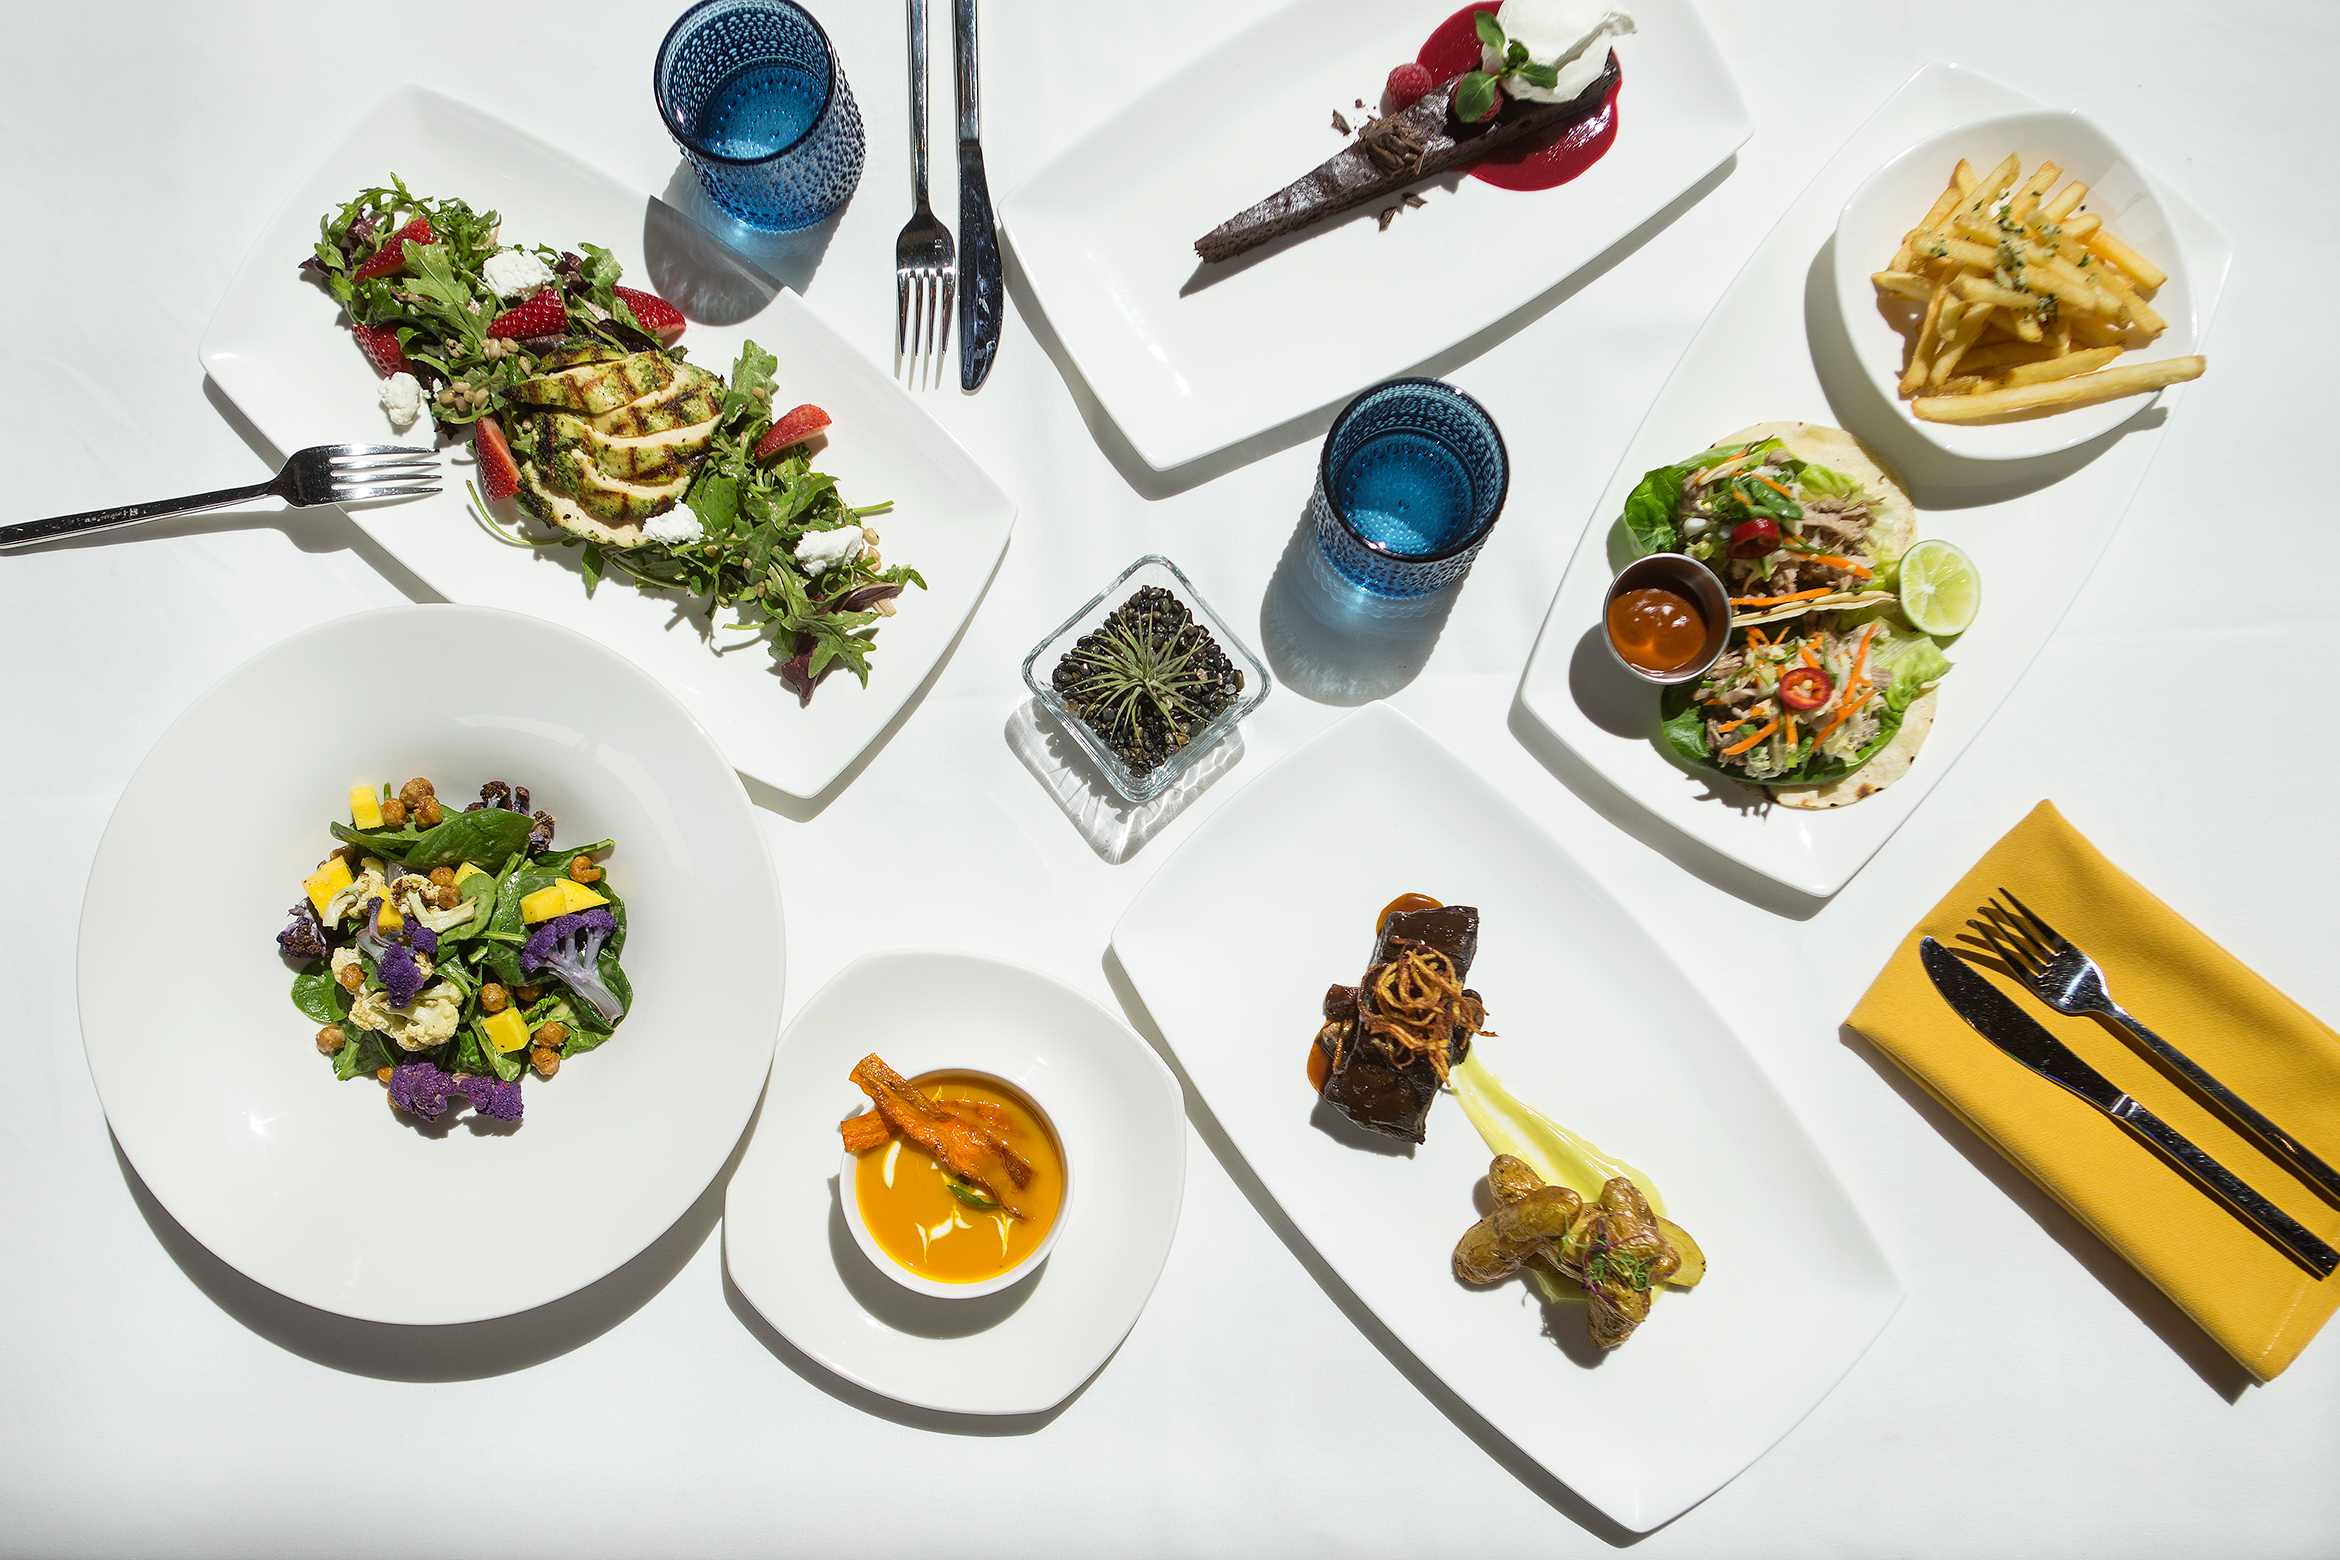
[837,1070,1073,1300]
[1833,107,2198,462]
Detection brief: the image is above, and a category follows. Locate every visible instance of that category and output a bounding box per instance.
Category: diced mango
[454,861,488,884]
[520,879,610,923]
[350,786,384,829]
[374,898,404,932]
[303,857,353,917]
[482,1008,532,1054]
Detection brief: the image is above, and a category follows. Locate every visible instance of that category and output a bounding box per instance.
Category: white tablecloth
[5,1,2334,1553]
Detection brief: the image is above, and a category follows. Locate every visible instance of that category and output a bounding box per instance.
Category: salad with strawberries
[304,177,923,702]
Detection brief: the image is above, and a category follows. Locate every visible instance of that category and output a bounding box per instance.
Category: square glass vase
[1021,555,1271,804]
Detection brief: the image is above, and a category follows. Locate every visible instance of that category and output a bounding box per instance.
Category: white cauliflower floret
[390,870,481,932]
[413,895,478,933]
[330,947,362,985]
[323,867,389,927]
[348,978,462,1050]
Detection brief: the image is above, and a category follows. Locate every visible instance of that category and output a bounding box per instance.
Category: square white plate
[200,84,1017,800]
[999,0,1750,472]
[1111,703,1900,1531]
[1516,64,2230,898]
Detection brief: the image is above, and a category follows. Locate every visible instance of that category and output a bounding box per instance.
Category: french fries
[1870,154,2199,424]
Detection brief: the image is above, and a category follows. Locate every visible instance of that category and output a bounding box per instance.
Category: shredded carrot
[1746,626,1769,647]
[1783,715,1799,749]
[1731,587,1832,608]
[1722,718,1782,757]
[1851,623,1879,685]
[1799,643,1819,668]
[1807,553,1874,579]
[1816,684,1872,743]
[1755,474,1796,500]
[1714,701,1773,735]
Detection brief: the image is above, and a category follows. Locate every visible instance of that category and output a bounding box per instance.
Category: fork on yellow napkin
[1848,801,2340,1381]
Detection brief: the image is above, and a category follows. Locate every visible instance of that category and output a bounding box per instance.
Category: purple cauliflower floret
[460,1074,525,1122]
[519,907,625,1024]
[408,923,439,958]
[388,1061,526,1124]
[277,901,330,962]
[377,941,426,1008]
[387,1060,460,1120]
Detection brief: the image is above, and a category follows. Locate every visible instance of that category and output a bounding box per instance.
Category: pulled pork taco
[1660,613,1950,809]
[1619,422,1915,629]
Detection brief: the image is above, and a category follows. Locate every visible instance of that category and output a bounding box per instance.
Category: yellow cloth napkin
[1848,801,2340,1381]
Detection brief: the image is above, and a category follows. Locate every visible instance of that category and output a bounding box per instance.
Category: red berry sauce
[1414,3,1620,193]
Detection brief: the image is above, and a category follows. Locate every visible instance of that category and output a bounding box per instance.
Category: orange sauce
[852,1073,1065,1284]
[1606,586,1707,673]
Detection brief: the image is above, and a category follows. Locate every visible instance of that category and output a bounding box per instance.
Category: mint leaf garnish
[1472,10,1506,50]
[1454,72,1499,124]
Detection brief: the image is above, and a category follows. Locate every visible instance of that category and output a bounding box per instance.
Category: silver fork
[1,443,441,553]
[1972,886,2340,1203]
[894,0,955,387]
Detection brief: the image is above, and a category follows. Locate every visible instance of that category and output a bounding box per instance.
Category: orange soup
[852,1073,1066,1284]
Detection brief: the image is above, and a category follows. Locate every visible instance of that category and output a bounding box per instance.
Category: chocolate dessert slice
[1315,905,1488,1144]
[1194,55,1619,265]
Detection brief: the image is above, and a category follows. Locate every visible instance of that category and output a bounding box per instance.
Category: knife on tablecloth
[1919,937,2337,1276]
[953,0,1003,390]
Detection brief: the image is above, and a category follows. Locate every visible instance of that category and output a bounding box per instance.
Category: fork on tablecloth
[1,443,441,552]
[894,0,955,387]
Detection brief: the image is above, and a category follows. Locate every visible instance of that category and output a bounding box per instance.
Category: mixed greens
[277,777,630,1126]
[307,177,923,702]
[1660,615,1950,786]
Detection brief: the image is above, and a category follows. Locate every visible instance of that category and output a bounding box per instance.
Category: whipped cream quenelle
[1482,1,1635,104]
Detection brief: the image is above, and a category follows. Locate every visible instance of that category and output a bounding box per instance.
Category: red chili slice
[1778,666,1833,711]
[1727,518,1780,559]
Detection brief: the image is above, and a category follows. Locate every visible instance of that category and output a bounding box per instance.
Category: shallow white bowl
[78,604,784,1325]
[1833,107,2198,461]
[836,1070,1073,1300]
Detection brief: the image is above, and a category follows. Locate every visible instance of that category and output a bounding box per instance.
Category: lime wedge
[1896,539,1980,636]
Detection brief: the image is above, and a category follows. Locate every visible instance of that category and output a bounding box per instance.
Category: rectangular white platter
[1111,703,1901,1531]
[998,0,1750,472]
[200,84,1017,800]
[1515,63,2231,898]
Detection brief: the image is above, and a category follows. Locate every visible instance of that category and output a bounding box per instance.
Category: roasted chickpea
[399,778,437,809]
[380,797,408,827]
[414,797,444,828]
[532,1021,570,1049]
[530,1046,562,1079]
[566,855,602,884]
[315,1025,346,1056]
[336,962,365,993]
[332,843,363,872]
[377,1066,396,1082]
[428,866,458,889]
[512,984,542,1004]
[430,882,460,909]
[479,983,510,1014]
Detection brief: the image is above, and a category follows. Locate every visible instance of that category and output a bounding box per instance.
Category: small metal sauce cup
[1603,553,1729,685]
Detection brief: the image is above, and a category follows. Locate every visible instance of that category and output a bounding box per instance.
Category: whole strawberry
[613,286,687,345]
[486,288,569,340]
[1385,62,1435,113]
[352,217,438,282]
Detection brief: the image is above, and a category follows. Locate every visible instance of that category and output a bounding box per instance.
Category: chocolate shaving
[1331,110,1351,135]
[1357,111,1428,176]
[1404,192,1427,209]
[1379,207,1398,231]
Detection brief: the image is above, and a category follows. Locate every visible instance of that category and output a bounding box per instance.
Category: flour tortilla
[1768,688,1938,809]
[1716,421,1915,629]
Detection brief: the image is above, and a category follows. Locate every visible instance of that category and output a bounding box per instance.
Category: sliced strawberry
[474,416,521,502]
[613,285,687,345]
[754,403,833,462]
[352,217,438,282]
[485,287,568,340]
[352,323,409,378]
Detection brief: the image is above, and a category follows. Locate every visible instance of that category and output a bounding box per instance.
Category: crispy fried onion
[1354,941,1493,1080]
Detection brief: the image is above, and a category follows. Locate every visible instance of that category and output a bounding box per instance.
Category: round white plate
[724,952,1184,1416]
[1833,107,2198,461]
[77,605,784,1325]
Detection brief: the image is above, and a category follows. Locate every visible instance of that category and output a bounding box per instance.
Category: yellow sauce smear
[852,1073,1065,1284]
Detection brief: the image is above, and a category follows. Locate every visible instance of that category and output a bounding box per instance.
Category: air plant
[1051,586,1244,777]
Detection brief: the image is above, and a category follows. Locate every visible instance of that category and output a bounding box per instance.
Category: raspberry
[1385,61,1435,113]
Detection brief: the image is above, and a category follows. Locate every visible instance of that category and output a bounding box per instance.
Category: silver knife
[953,0,1003,390]
[1920,937,2337,1277]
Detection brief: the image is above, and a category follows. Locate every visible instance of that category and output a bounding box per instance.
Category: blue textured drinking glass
[655,0,866,232]
[1309,378,1509,598]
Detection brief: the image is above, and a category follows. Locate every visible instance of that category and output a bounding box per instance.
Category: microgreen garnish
[1452,11,1563,124]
